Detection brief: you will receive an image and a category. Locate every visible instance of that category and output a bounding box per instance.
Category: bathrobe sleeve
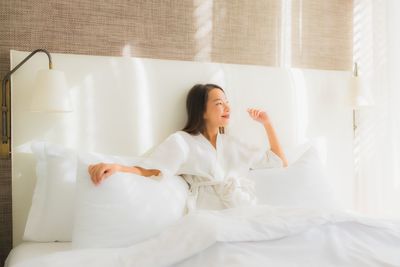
[137,132,189,176]
[250,149,283,169]
[230,136,283,170]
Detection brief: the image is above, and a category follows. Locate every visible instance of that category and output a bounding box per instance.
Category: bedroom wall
[0,0,352,264]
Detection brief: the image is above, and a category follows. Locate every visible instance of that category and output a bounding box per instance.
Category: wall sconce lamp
[350,62,374,136]
[1,49,72,154]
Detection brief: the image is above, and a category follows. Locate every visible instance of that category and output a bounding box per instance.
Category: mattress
[5,242,71,267]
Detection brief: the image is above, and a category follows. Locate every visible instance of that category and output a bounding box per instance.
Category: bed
[7,50,400,267]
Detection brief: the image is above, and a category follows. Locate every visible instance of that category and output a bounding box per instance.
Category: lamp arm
[1,49,53,144]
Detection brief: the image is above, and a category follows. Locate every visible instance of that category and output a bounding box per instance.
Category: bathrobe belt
[185,177,256,212]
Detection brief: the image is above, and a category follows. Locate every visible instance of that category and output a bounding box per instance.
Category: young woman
[89,84,288,211]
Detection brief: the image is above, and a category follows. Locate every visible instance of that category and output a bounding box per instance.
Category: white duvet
[14,205,400,267]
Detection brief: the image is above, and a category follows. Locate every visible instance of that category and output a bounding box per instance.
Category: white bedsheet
[11,205,400,267]
[5,242,71,267]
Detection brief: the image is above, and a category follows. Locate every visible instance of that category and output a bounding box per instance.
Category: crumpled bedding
[13,205,400,267]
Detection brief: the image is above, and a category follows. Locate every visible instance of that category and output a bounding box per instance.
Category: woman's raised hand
[88,163,121,185]
[247,108,271,125]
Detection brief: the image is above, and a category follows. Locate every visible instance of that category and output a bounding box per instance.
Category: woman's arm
[88,132,187,185]
[262,121,288,167]
[88,163,160,185]
[247,108,288,167]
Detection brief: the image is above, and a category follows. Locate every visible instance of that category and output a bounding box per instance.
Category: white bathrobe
[138,131,283,212]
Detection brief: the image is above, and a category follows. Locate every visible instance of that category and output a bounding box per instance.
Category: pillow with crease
[249,147,338,210]
[72,152,189,248]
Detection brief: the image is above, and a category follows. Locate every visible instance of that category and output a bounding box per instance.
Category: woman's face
[203,88,230,129]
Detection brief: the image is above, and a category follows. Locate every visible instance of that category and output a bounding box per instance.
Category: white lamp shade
[350,76,374,109]
[30,69,72,112]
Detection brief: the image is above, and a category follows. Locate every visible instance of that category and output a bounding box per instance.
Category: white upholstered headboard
[10,50,354,246]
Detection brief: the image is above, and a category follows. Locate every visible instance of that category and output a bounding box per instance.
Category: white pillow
[249,147,338,209]
[24,142,77,242]
[72,153,189,248]
[25,142,141,242]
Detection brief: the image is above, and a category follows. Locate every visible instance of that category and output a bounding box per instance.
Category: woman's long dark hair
[182,83,224,135]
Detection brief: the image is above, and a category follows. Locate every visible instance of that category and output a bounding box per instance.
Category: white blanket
[14,205,400,267]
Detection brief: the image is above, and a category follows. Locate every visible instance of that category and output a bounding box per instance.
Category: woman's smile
[221,114,230,120]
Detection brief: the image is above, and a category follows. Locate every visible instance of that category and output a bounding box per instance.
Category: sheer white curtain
[354,0,400,218]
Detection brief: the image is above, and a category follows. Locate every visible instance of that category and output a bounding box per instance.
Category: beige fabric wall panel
[212,0,281,66]
[0,0,353,77]
[1,1,196,61]
[291,0,353,70]
[0,0,283,76]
